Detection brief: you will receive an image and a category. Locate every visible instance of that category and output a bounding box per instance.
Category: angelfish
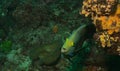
[61,24,95,56]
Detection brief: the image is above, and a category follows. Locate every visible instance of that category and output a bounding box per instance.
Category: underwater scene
[0,0,120,71]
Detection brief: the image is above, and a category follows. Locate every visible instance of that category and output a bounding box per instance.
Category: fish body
[61,24,95,55]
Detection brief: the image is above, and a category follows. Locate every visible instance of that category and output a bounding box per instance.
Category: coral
[80,0,118,17]
[98,32,119,48]
[3,48,32,71]
[117,46,120,55]
[81,0,120,55]
[99,32,111,48]
[94,4,120,49]
[94,4,120,34]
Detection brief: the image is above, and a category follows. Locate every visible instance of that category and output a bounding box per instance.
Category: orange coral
[94,4,120,49]
[94,4,120,35]
[80,0,118,17]
[81,0,120,54]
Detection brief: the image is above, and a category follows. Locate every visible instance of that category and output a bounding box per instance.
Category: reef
[1,0,120,71]
[0,0,85,71]
[81,0,120,55]
[81,0,118,17]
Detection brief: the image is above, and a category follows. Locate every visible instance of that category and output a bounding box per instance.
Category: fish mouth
[61,50,70,56]
[61,48,68,53]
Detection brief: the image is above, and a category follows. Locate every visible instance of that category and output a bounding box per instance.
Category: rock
[29,41,62,65]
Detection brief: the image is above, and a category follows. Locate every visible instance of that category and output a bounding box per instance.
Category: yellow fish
[61,24,95,55]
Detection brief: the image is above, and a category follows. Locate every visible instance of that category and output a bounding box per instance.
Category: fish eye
[62,48,66,50]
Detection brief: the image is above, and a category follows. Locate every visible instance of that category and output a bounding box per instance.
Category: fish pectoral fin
[67,46,75,55]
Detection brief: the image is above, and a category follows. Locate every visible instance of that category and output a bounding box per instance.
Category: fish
[61,24,96,56]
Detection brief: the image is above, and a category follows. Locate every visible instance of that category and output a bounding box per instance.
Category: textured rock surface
[29,41,62,65]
